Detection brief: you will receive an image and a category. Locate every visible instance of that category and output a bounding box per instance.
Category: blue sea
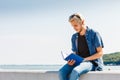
[0,65,120,71]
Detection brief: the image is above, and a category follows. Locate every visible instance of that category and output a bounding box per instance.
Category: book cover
[61,51,84,65]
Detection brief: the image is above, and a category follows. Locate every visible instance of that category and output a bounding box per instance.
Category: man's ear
[81,20,85,25]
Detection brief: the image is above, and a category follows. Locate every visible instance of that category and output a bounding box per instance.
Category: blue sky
[0,0,120,64]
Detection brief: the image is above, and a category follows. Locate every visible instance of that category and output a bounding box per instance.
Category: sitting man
[59,13,104,80]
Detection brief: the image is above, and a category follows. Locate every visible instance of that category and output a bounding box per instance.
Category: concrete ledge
[80,71,120,80]
[0,70,120,80]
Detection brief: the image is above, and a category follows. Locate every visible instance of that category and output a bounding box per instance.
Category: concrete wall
[0,70,120,80]
[80,71,120,80]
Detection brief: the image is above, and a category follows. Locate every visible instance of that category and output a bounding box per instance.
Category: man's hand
[67,59,76,66]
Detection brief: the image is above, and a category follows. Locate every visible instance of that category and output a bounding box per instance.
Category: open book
[61,51,84,65]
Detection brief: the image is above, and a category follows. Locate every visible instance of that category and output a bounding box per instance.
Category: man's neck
[79,25,87,36]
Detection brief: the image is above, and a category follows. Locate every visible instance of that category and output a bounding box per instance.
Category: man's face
[70,20,82,32]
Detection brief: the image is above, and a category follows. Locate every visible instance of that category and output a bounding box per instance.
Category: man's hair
[69,13,84,23]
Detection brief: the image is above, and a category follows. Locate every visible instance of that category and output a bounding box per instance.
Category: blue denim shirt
[71,27,104,71]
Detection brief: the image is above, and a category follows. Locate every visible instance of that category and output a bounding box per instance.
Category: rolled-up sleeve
[94,32,104,48]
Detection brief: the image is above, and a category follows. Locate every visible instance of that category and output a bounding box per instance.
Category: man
[59,13,104,80]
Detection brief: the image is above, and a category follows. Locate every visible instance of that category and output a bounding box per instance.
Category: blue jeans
[59,61,95,80]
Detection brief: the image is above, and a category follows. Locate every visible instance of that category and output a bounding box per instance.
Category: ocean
[0,65,120,71]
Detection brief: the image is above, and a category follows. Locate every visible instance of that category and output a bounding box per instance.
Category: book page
[61,50,72,59]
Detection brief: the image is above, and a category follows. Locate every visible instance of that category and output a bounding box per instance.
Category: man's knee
[71,65,91,77]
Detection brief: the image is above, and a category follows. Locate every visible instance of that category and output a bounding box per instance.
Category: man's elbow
[98,51,103,58]
[96,47,103,58]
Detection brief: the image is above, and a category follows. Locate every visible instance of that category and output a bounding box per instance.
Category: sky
[0,0,120,65]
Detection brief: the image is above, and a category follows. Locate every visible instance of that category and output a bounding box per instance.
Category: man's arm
[68,47,103,66]
[84,46,103,61]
